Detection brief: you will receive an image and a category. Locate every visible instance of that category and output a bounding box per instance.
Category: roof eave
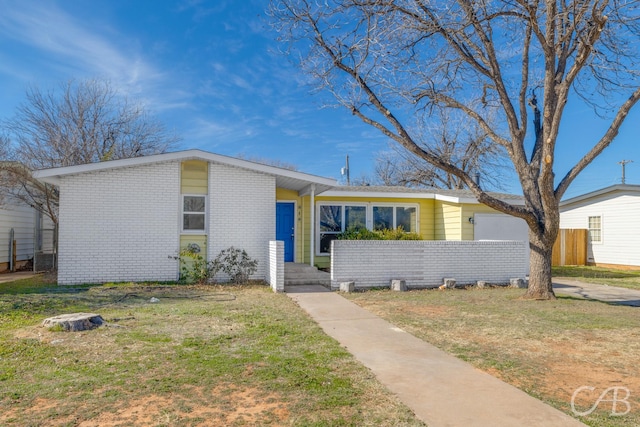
[32,149,337,189]
[560,184,640,207]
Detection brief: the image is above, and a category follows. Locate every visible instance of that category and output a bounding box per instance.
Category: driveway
[553,278,640,307]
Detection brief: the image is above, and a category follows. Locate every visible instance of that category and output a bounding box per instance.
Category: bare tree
[0,135,8,160]
[270,0,640,299]
[0,79,180,223]
[375,110,509,190]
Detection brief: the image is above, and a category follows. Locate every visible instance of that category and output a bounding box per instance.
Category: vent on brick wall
[183,163,207,172]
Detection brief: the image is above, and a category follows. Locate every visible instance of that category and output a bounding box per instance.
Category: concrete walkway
[287,285,585,427]
[554,278,640,307]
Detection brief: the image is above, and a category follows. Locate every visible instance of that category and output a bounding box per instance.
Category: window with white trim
[588,215,601,243]
[183,195,206,232]
[319,204,366,253]
[317,203,418,254]
[373,205,417,232]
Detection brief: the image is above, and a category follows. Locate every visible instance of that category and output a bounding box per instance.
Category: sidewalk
[553,278,640,306]
[287,285,585,427]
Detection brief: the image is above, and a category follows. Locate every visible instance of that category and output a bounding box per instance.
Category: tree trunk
[523,232,556,300]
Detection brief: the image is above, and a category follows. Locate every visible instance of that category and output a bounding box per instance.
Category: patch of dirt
[400,304,452,318]
[520,334,640,412]
[351,293,640,420]
[1,385,289,427]
[357,300,452,318]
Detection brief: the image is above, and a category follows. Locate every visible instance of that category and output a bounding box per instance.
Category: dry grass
[553,265,640,290]
[0,278,424,426]
[344,287,640,427]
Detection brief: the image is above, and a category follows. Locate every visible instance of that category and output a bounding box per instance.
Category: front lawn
[344,287,640,427]
[0,276,424,426]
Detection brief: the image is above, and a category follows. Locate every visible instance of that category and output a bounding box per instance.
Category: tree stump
[42,313,105,331]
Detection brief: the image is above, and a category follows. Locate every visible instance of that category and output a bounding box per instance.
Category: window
[183,195,206,231]
[588,216,601,243]
[373,206,393,230]
[317,203,418,254]
[373,205,417,232]
[319,204,367,253]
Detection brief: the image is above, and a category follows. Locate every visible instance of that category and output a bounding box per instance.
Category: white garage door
[474,214,530,274]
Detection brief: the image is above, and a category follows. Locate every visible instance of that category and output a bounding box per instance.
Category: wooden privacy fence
[552,229,587,266]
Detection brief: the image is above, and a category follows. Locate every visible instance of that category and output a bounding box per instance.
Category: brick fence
[330,240,528,290]
[268,240,284,292]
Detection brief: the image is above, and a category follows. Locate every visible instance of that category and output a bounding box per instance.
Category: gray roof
[325,185,525,204]
[560,184,640,206]
[33,149,337,195]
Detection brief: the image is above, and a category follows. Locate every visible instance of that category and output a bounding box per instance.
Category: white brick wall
[331,240,528,289]
[268,240,284,292]
[209,163,275,280]
[58,161,181,284]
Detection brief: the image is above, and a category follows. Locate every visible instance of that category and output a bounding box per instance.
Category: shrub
[336,226,422,241]
[377,227,422,240]
[173,245,258,284]
[175,246,221,285]
[214,247,258,283]
[336,227,379,240]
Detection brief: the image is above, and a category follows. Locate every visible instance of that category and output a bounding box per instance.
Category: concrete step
[284,263,330,286]
[284,279,331,286]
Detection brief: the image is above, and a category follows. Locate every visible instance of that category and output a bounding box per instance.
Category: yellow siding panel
[179,235,207,271]
[276,188,299,200]
[301,195,311,264]
[435,201,462,240]
[181,160,208,194]
[434,201,502,240]
[315,255,331,269]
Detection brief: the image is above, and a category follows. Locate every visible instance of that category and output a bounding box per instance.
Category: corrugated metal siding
[0,203,36,262]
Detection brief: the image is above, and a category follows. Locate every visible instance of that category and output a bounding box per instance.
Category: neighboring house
[560,184,640,268]
[33,149,527,285]
[0,199,55,272]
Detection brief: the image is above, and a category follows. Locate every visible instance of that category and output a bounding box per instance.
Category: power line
[618,159,633,184]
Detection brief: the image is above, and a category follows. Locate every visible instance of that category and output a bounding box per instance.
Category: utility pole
[341,155,350,186]
[618,160,633,184]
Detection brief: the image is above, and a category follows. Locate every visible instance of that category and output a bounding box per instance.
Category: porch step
[284,263,330,286]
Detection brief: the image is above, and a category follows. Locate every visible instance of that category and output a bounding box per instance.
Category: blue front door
[276,202,295,262]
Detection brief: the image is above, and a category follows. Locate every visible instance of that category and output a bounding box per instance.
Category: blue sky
[0,0,638,199]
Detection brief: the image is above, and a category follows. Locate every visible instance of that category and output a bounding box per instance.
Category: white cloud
[0,1,161,92]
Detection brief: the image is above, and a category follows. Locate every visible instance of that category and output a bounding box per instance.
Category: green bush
[174,246,258,284]
[176,246,221,284]
[336,226,422,241]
